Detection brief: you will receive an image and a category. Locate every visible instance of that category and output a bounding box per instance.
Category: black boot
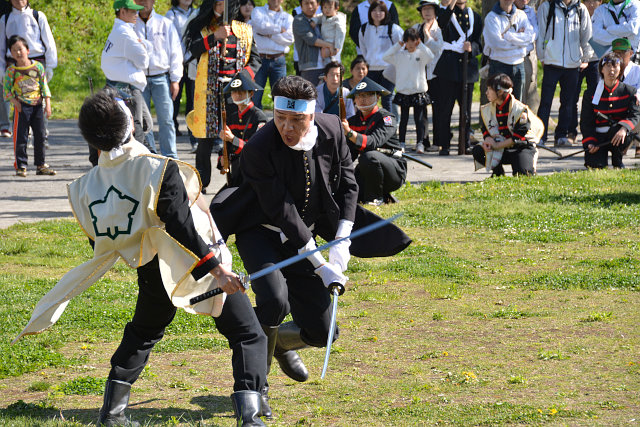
[259,325,278,419]
[231,390,266,426]
[97,379,139,426]
[274,321,309,382]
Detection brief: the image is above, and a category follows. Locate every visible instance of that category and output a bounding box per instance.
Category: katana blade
[320,287,339,379]
[189,213,403,305]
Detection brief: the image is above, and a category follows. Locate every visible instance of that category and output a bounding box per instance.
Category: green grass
[1,168,640,423]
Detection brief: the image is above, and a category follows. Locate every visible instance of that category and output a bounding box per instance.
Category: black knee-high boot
[97,379,139,426]
[231,390,266,426]
[273,321,309,382]
[259,325,278,419]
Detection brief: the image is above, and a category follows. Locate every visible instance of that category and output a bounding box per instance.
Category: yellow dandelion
[77,57,81,62]
[442,351,449,356]
[549,408,558,415]
[537,409,543,414]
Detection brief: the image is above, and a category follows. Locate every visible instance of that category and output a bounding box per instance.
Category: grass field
[1,169,639,425]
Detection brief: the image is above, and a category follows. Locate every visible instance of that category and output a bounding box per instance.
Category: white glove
[451,40,465,54]
[45,68,53,83]
[299,237,326,268]
[314,263,348,289]
[329,219,353,272]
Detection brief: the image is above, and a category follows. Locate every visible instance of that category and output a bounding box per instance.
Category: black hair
[323,60,344,77]
[272,75,317,101]
[487,73,513,94]
[299,0,318,7]
[350,55,368,71]
[185,0,240,47]
[403,27,419,43]
[368,0,390,26]
[78,88,129,152]
[599,51,622,80]
[8,35,28,51]
[320,0,339,7]
[235,0,255,21]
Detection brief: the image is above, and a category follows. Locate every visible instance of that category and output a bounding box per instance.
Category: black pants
[13,102,45,169]
[584,134,629,169]
[195,137,223,189]
[472,144,536,176]
[108,257,266,392]
[398,104,426,145]
[355,151,406,202]
[235,226,336,348]
[434,79,474,153]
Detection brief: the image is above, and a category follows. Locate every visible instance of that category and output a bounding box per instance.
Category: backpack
[543,0,584,41]
[2,9,46,61]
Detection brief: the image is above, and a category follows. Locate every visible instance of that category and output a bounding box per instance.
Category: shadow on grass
[0,394,233,425]
[548,191,640,207]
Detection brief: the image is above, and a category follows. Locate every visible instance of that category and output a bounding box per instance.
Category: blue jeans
[537,65,579,142]
[253,55,287,109]
[0,86,11,131]
[143,73,178,159]
[489,60,525,101]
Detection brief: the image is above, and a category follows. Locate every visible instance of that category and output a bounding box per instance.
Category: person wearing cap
[580,52,640,168]
[536,0,592,147]
[592,0,640,58]
[219,70,268,187]
[612,38,640,90]
[342,76,406,205]
[102,0,154,150]
[412,0,444,153]
[473,73,544,177]
[13,88,267,427]
[133,0,183,159]
[434,0,483,156]
[184,0,260,194]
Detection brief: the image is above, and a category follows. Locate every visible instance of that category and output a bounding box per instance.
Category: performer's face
[354,92,378,113]
[274,110,314,147]
[215,1,225,16]
[486,87,498,103]
[602,61,621,83]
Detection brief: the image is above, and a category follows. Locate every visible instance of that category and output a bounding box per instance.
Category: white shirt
[358,23,403,70]
[251,4,294,55]
[483,6,536,65]
[165,5,195,56]
[134,10,183,82]
[101,18,152,91]
[592,0,640,54]
[0,6,57,75]
[382,42,434,94]
[623,62,640,90]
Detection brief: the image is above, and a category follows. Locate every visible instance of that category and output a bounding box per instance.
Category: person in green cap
[101,0,154,153]
[612,37,640,157]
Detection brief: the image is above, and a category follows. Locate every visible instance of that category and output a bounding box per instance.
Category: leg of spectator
[142,82,157,153]
[511,62,525,101]
[523,50,540,112]
[195,137,213,190]
[555,68,579,142]
[0,86,11,136]
[151,74,177,158]
[537,64,561,143]
[414,103,426,146]
[435,79,458,155]
[272,56,287,90]
[398,104,410,144]
[172,73,186,135]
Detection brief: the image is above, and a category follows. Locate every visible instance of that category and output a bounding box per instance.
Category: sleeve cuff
[191,252,220,280]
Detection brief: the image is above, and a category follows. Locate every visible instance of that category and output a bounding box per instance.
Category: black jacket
[433,6,482,83]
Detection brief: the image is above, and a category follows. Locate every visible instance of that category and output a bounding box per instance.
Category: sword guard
[328,282,345,296]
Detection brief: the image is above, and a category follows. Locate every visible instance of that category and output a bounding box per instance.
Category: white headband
[274,96,316,114]
[496,85,513,94]
[115,98,133,145]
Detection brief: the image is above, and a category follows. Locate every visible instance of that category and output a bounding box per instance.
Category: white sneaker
[190,143,198,154]
[415,143,425,154]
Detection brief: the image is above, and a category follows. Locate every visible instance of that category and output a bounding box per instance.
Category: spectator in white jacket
[515,0,539,112]
[537,0,592,146]
[483,0,536,100]
[134,0,183,159]
[358,0,403,114]
[251,0,294,109]
[591,0,640,56]
[102,0,153,153]
[0,0,57,140]
[383,27,435,152]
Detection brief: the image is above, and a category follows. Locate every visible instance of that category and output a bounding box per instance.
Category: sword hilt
[189,271,249,305]
[328,282,345,296]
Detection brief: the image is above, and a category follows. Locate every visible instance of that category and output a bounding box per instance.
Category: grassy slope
[0,169,639,425]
